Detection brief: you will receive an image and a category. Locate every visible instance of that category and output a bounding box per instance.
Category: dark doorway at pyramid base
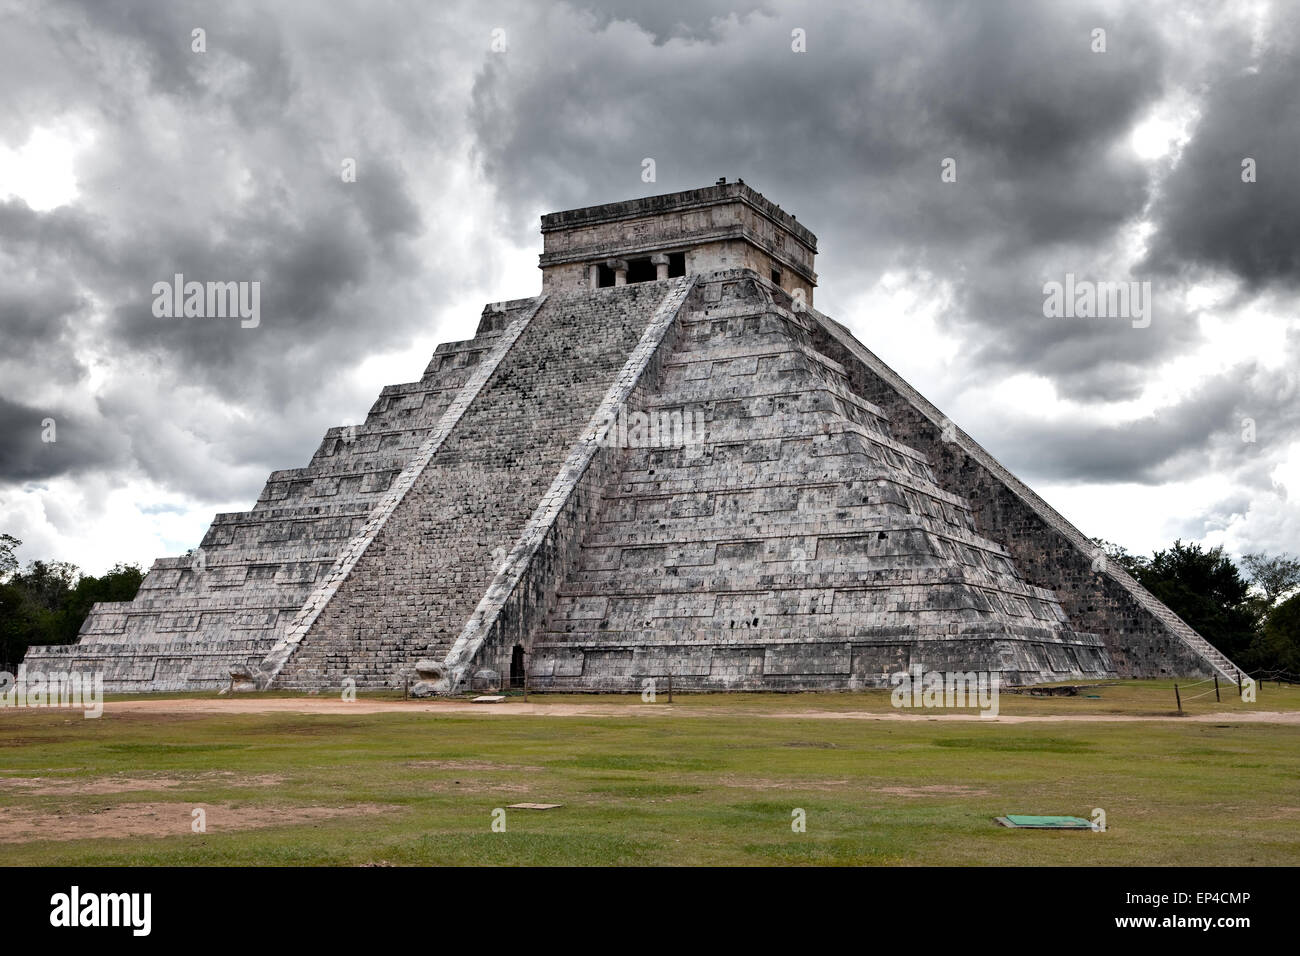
[510,644,526,688]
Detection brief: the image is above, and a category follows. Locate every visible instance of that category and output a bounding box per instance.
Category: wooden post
[1174,682,1182,713]
[1214,675,1220,702]
[523,659,528,702]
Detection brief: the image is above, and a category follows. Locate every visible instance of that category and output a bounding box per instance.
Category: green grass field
[2,680,1297,866]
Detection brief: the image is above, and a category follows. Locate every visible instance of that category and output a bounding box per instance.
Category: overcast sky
[1,0,1297,575]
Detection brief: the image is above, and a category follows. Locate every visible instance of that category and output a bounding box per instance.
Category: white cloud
[0,122,92,210]
[0,473,241,575]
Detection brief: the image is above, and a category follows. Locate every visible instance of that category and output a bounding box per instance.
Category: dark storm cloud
[472,2,1164,249]
[563,0,775,44]
[1,0,455,492]
[0,395,125,482]
[56,0,297,122]
[0,284,90,381]
[468,0,1173,403]
[465,0,1295,477]
[1141,13,1300,289]
[979,349,1300,487]
[0,199,110,396]
[99,162,420,406]
[953,263,1203,403]
[0,0,1296,524]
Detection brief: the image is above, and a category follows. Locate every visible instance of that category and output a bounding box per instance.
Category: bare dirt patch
[0,801,391,843]
[0,771,284,796]
[422,780,535,794]
[719,776,854,791]
[404,760,545,772]
[873,785,992,797]
[717,777,990,796]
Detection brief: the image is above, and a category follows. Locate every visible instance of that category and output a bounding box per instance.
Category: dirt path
[70,697,1300,724]
[0,801,391,844]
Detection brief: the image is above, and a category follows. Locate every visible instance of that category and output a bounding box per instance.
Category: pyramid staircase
[270,281,688,689]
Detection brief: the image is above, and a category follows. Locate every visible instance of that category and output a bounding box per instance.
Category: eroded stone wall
[807,314,1223,679]
[521,275,1114,691]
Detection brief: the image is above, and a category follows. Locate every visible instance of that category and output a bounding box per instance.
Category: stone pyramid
[26,182,1241,693]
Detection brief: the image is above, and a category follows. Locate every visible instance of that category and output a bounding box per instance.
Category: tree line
[0,534,144,668]
[1,531,1297,678]
[1094,539,1300,678]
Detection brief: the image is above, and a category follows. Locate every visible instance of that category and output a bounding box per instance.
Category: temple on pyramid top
[25,183,1242,695]
[539,179,818,305]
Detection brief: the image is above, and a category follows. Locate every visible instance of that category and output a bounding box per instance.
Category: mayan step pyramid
[26,182,1242,693]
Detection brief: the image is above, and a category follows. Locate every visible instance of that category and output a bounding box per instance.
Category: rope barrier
[1254,668,1300,680]
[1245,668,1300,684]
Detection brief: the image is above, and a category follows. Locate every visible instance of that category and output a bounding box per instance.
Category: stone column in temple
[607,258,628,286]
[651,252,670,281]
[589,263,601,288]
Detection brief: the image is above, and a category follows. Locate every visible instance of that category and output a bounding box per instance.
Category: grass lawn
[1,680,1297,866]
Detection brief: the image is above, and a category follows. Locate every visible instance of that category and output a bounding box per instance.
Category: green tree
[1241,552,1300,606]
[0,533,19,579]
[0,560,78,661]
[9,559,80,611]
[1133,540,1261,668]
[0,580,40,666]
[1255,593,1300,675]
[55,563,145,644]
[0,544,143,665]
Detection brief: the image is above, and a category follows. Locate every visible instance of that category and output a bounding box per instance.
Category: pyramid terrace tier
[526,631,1112,692]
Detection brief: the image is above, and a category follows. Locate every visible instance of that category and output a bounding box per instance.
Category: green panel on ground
[997,815,1093,829]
